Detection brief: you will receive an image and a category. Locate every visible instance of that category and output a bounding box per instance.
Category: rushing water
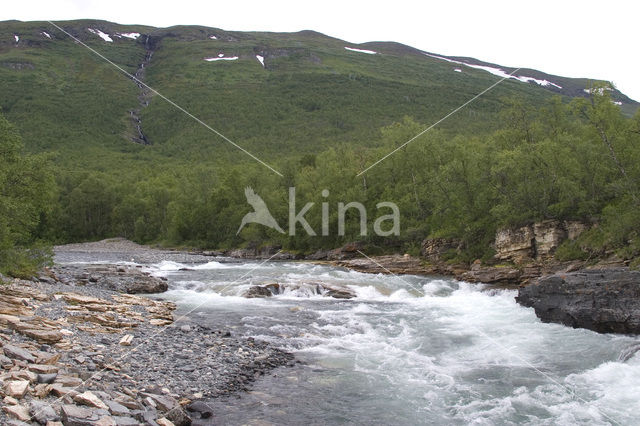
[59,254,640,425]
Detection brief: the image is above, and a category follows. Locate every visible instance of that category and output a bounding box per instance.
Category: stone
[45,422,64,426]
[4,404,31,422]
[4,395,19,405]
[105,399,131,416]
[74,390,110,410]
[30,400,60,424]
[141,392,179,411]
[1,354,14,367]
[50,383,79,398]
[5,380,29,398]
[533,220,567,258]
[421,238,461,262]
[20,329,63,344]
[494,225,535,263]
[125,277,168,294]
[60,404,101,426]
[179,325,191,332]
[565,220,588,241]
[457,266,522,287]
[157,418,175,426]
[37,373,58,384]
[2,344,36,363]
[95,416,117,426]
[494,220,590,264]
[517,269,640,334]
[242,285,274,298]
[111,416,140,426]
[164,405,191,426]
[34,383,52,397]
[11,369,38,383]
[186,401,213,419]
[119,334,133,346]
[54,375,84,386]
[243,282,356,299]
[28,364,59,374]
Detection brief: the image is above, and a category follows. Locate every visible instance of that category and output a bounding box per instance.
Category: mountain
[1,19,637,172]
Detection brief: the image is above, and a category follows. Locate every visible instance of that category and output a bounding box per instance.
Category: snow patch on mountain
[345,46,377,55]
[424,52,562,89]
[118,32,140,40]
[41,31,51,39]
[204,56,238,62]
[87,28,113,42]
[14,35,19,42]
[256,55,265,67]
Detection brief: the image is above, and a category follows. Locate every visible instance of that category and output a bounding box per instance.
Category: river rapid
[57,250,640,425]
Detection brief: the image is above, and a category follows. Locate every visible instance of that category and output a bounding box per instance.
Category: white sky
[4,0,640,102]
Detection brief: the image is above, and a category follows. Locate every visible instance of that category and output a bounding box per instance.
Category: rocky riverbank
[0,252,294,425]
[516,269,640,334]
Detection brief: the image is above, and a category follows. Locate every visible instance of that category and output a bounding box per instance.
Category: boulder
[242,286,274,298]
[164,405,191,426]
[125,277,168,294]
[186,401,213,419]
[516,269,640,334]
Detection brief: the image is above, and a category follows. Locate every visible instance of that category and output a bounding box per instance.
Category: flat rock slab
[74,391,109,410]
[2,345,36,363]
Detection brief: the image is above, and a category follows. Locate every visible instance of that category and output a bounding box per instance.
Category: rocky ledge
[0,267,293,425]
[516,269,640,334]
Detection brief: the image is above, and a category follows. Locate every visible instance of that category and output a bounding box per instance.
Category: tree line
[1,88,639,276]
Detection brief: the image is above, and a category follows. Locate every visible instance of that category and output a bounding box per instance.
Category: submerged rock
[242,282,356,299]
[516,269,640,334]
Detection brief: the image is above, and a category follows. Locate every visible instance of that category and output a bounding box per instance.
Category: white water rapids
[60,252,640,424]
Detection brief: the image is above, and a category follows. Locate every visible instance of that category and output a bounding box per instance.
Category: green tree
[0,112,55,277]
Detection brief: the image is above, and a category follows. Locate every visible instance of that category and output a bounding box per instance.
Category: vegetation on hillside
[0,112,54,277]
[1,20,639,274]
[25,90,640,267]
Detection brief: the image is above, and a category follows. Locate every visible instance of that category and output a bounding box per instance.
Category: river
[57,252,640,425]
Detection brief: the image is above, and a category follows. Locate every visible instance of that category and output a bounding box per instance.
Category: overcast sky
[4,0,640,102]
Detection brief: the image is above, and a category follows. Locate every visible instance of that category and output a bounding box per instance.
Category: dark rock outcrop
[516,269,640,334]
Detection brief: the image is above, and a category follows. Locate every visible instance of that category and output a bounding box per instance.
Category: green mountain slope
[1,19,636,170]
